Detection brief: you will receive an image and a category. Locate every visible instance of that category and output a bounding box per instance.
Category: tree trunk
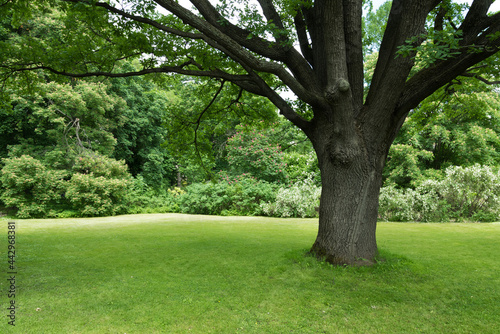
[311,156,384,265]
[307,111,389,266]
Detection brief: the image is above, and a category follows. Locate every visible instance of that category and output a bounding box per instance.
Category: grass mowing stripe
[0,214,498,333]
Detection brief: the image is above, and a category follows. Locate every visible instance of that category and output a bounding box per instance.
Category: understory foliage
[0,154,131,218]
[261,176,321,218]
[175,176,277,216]
[2,152,499,221]
[133,164,499,221]
[226,124,288,183]
[379,165,500,222]
[65,154,132,216]
[0,155,66,218]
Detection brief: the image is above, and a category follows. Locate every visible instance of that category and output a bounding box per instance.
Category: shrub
[378,186,412,222]
[1,153,135,218]
[0,155,67,218]
[175,182,228,215]
[378,186,446,222]
[124,175,174,213]
[429,165,500,221]
[72,153,130,178]
[65,154,132,217]
[66,173,130,216]
[176,177,277,216]
[261,177,321,218]
[379,165,500,222]
[383,144,434,188]
[225,176,277,215]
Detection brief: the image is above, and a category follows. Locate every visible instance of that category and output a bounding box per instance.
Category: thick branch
[398,36,500,119]
[434,5,446,32]
[257,0,287,42]
[257,0,284,28]
[310,0,349,89]
[460,0,494,44]
[342,0,364,112]
[237,66,312,132]
[365,0,440,111]
[183,0,321,102]
[184,0,286,59]
[294,9,314,66]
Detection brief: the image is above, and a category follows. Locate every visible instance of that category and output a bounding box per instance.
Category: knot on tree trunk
[328,135,361,166]
[324,78,350,102]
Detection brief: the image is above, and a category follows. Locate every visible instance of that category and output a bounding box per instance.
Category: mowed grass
[0,214,499,334]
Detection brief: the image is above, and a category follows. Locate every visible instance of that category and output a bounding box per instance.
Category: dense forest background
[1,3,499,221]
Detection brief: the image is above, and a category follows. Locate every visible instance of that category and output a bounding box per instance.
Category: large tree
[2,0,500,264]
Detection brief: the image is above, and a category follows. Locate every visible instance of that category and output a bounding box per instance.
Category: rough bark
[310,129,384,265]
[305,97,389,265]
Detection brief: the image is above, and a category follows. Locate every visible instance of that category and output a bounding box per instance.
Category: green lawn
[1,214,499,333]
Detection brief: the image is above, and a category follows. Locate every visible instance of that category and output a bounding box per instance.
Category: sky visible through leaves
[370,0,500,12]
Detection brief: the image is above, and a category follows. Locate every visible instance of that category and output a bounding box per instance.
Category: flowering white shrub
[378,186,442,222]
[261,177,321,218]
[428,165,500,220]
[379,165,500,222]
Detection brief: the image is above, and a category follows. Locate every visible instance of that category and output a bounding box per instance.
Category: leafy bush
[66,174,130,217]
[65,154,132,216]
[176,177,277,216]
[72,153,130,178]
[261,177,321,218]
[283,151,321,186]
[175,182,227,215]
[0,155,67,218]
[383,144,434,188]
[125,176,179,214]
[427,165,500,221]
[378,186,447,222]
[0,153,133,218]
[225,176,278,215]
[379,165,500,222]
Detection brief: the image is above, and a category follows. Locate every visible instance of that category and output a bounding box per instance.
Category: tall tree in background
[2,0,500,265]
